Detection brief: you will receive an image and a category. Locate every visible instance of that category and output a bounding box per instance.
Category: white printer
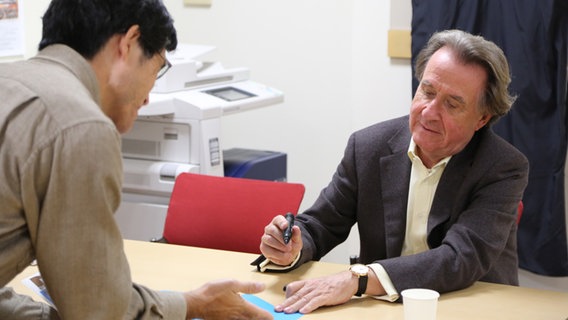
[115,44,284,241]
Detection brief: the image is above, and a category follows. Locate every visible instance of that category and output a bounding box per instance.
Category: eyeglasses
[156,52,172,79]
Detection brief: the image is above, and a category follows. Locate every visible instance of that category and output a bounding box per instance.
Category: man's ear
[117,25,141,58]
[475,113,491,131]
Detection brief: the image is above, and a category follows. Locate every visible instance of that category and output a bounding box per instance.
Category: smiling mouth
[421,123,440,134]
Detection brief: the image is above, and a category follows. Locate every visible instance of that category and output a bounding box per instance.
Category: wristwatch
[349,264,369,297]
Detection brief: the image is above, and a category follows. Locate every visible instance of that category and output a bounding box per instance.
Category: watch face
[351,264,369,275]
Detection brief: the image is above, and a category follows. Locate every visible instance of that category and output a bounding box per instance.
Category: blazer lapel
[427,132,478,244]
[428,160,467,234]
[381,126,411,257]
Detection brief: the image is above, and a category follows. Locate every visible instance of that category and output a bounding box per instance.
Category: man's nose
[422,99,442,118]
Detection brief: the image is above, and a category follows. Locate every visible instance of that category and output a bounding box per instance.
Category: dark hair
[39,0,177,59]
[415,29,515,126]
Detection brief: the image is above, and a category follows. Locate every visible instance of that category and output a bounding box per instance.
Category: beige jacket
[0,45,185,319]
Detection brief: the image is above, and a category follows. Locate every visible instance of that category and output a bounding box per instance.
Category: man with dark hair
[0,0,272,319]
[258,29,529,314]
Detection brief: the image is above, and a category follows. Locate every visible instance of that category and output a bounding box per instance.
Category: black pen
[283,212,294,244]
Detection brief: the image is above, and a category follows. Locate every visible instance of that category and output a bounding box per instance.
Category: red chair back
[517,201,524,225]
[163,173,305,254]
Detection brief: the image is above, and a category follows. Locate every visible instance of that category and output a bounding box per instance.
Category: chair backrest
[162,173,305,254]
[517,200,523,225]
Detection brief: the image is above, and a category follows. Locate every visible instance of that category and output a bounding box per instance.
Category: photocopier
[114,44,284,241]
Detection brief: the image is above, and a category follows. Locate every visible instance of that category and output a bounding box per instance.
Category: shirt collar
[407,138,452,169]
[35,44,100,106]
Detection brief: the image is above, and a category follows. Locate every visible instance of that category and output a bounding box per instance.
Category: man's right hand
[184,279,273,320]
[259,215,302,266]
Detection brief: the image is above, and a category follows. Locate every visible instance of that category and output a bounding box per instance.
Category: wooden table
[8,240,568,319]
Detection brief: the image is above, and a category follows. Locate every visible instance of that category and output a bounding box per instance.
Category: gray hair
[414,29,516,126]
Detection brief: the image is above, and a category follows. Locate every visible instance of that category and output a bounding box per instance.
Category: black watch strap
[355,274,368,297]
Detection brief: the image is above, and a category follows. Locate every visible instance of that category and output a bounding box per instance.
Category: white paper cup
[401,288,440,320]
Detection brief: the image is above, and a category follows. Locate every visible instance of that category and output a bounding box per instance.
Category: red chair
[517,201,524,225]
[159,173,305,254]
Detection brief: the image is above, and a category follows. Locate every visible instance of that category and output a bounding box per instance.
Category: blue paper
[242,294,303,320]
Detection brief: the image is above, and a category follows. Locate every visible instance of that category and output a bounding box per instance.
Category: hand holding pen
[255,212,302,268]
[283,212,295,244]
